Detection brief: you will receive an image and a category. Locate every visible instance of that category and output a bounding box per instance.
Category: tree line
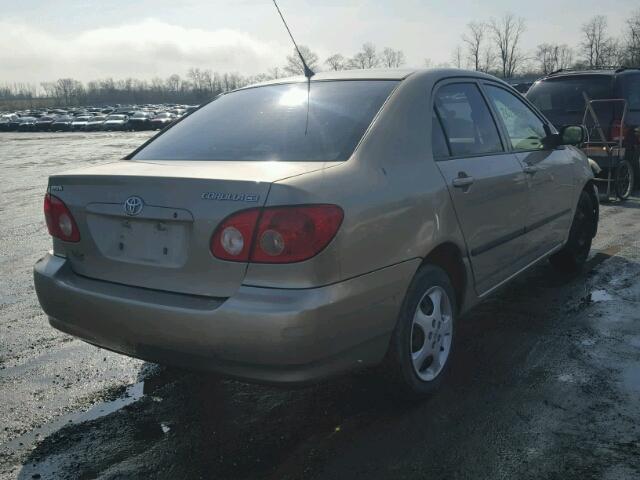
[1,10,639,109]
[0,42,407,109]
[451,11,640,77]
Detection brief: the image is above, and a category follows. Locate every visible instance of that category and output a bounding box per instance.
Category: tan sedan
[34,69,598,397]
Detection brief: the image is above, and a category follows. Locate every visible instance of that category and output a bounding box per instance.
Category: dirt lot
[0,131,639,479]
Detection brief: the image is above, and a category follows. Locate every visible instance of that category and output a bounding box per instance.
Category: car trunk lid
[50,159,333,297]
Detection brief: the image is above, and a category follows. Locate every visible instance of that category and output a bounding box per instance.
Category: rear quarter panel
[243,72,469,294]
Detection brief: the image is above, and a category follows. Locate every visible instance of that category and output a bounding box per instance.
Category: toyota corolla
[34,69,598,397]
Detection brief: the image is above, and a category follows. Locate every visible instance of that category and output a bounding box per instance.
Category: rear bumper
[34,253,418,384]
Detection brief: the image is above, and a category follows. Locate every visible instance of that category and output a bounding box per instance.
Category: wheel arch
[420,242,468,311]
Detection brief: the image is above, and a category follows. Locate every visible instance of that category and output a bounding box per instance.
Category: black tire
[615,159,634,200]
[384,265,457,398]
[549,190,595,272]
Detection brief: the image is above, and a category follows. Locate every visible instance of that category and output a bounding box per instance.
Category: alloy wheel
[410,286,453,382]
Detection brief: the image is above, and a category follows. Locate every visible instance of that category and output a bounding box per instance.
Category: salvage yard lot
[0,132,639,479]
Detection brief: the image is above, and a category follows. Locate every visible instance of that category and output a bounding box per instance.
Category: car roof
[237,68,508,91]
[539,67,640,81]
[249,68,416,88]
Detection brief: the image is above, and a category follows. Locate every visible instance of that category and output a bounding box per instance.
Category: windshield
[107,115,126,120]
[133,80,398,162]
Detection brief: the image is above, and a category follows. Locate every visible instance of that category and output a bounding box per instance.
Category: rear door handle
[523,165,538,175]
[452,175,475,188]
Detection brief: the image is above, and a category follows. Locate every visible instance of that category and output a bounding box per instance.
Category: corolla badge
[201,192,260,202]
[124,196,144,216]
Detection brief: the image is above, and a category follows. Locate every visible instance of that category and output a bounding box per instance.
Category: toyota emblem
[124,196,144,216]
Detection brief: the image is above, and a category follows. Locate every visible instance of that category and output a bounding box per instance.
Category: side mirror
[559,125,585,146]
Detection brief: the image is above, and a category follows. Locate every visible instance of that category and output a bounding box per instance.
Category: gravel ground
[0,131,639,479]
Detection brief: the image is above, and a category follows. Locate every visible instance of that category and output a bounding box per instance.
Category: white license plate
[88,215,189,267]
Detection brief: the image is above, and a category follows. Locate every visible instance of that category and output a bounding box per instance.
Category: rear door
[482,83,574,261]
[433,81,530,295]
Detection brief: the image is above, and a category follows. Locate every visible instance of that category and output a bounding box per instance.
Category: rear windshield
[132,80,398,162]
[527,76,613,116]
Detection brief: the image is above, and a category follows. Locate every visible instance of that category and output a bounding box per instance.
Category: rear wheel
[549,190,595,272]
[384,265,456,398]
[615,159,634,200]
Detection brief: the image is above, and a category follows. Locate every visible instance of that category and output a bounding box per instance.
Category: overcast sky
[1,0,637,83]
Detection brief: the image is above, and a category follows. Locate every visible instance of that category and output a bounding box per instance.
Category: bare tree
[361,42,380,68]
[451,46,464,68]
[325,53,347,71]
[461,21,497,72]
[269,67,283,79]
[188,68,209,94]
[55,78,84,106]
[381,48,406,68]
[489,13,526,78]
[536,43,555,74]
[463,22,486,71]
[349,43,380,69]
[580,16,620,67]
[481,46,497,73]
[623,9,640,66]
[283,45,319,75]
[557,45,574,70]
[40,82,58,100]
[165,74,182,94]
[535,43,574,74]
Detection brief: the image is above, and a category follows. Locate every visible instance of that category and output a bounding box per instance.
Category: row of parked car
[0,104,199,132]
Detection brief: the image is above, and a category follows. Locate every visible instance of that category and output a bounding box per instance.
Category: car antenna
[272,0,315,79]
[272,0,314,134]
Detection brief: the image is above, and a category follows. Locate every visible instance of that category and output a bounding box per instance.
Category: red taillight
[251,205,344,263]
[210,208,260,261]
[43,193,80,242]
[210,205,343,264]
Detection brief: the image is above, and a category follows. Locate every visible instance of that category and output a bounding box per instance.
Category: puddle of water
[1,382,144,454]
[590,290,613,302]
[1,366,177,457]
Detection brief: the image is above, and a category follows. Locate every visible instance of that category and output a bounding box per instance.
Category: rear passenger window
[434,83,503,156]
[432,110,450,158]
